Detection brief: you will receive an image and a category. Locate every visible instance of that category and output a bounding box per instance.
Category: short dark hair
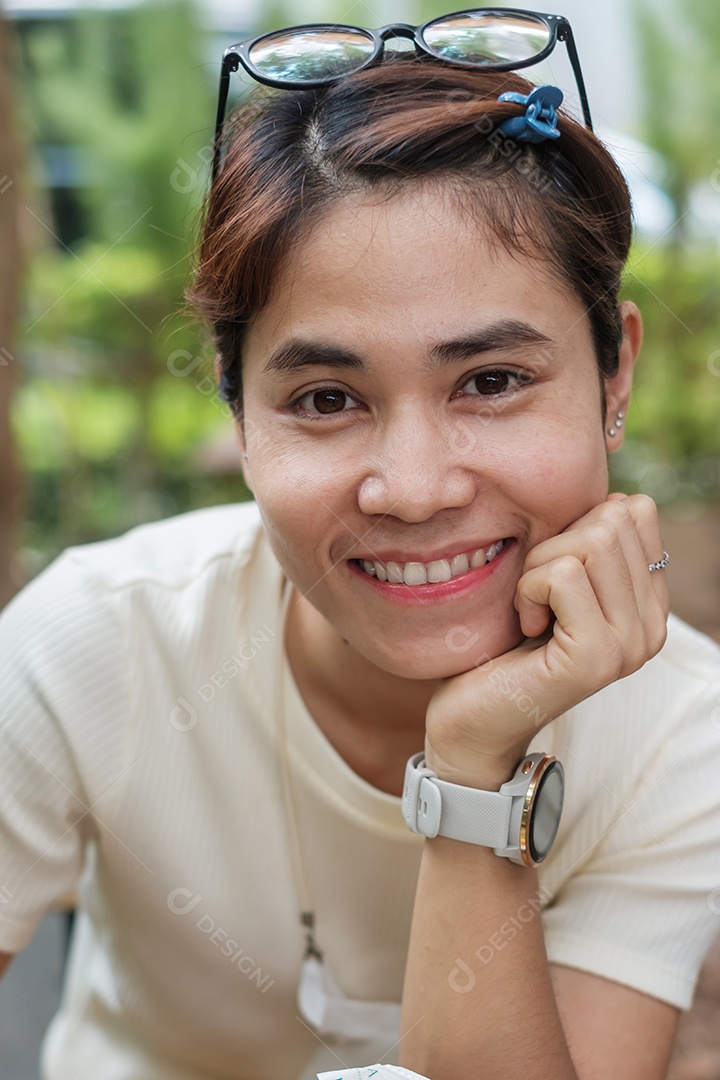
[189,58,633,416]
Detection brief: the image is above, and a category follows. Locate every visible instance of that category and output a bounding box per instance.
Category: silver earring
[607,410,625,438]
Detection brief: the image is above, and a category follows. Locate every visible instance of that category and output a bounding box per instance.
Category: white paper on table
[317,1065,431,1080]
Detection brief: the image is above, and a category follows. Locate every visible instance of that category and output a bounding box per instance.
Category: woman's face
[240,187,634,680]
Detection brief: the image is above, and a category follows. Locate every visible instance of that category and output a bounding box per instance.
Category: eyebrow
[261,319,554,377]
[430,320,554,366]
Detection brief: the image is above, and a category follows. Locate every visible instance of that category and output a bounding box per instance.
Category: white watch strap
[403,753,512,846]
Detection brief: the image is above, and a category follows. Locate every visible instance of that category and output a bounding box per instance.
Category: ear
[604,301,643,453]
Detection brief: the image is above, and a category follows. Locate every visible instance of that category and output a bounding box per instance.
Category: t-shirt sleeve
[0,551,129,952]
[542,668,720,1010]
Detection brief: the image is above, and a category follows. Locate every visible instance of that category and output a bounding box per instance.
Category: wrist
[423,740,530,791]
[403,751,565,866]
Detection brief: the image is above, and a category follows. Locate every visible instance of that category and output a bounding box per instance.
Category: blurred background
[0,0,718,1076]
[0,0,719,622]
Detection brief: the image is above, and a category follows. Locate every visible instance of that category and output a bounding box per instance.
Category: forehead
[246,185,588,358]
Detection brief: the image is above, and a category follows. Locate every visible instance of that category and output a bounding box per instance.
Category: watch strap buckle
[402,752,442,837]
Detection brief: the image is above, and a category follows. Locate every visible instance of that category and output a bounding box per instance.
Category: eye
[457,368,531,397]
[290,386,362,416]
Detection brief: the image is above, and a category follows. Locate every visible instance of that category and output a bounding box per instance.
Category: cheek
[502,414,609,533]
[250,443,355,569]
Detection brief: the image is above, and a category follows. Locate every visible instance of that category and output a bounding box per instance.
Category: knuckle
[549,554,586,584]
[588,519,624,555]
[627,492,658,522]
[648,616,669,657]
[523,541,550,574]
[598,499,632,530]
[616,654,641,682]
[616,620,667,679]
[630,638,649,670]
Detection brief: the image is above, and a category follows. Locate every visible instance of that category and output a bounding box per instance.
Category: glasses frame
[212,7,593,182]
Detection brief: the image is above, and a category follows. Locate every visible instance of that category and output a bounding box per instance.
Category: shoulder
[655,613,720,683]
[543,614,720,855]
[0,501,268,683]
[547,612,720,861]
[542,617,720,1008]
[617,612,720,737]
[57,500,265,594]
[569,613,720,739]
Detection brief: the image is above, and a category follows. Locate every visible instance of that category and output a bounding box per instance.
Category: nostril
[358,466,476,522]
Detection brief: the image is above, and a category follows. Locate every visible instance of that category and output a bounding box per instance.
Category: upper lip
[350,537,511,564]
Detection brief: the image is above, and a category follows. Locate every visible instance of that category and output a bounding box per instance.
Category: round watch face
[528,761,564,864]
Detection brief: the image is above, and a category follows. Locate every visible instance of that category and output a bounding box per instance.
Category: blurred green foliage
[14,0,247,571]
[616,247,720,503]
[616,0,720,501]
[634,0,720,234]
[10,0,720,575]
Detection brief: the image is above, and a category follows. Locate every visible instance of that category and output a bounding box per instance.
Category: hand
[425,494,670,788]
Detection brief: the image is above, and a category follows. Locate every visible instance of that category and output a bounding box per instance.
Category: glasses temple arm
[212,52,239,183]
[561,26,593,131]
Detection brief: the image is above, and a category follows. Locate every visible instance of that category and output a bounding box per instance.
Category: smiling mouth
[351,539,508,586]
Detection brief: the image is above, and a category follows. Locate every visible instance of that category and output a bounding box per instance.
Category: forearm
[396,495,671,1079]
[399,835,577,1080]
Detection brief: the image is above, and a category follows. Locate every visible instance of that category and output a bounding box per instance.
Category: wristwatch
[402,751,564,866]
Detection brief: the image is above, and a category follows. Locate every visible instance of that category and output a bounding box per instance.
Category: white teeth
[428,559,451,583]
[403,562,428,586]
[360,539,505,584]
[450,553,469,577]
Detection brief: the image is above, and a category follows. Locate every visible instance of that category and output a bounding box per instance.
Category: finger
[514,593,553,639]
[522,497,667,665]
[516,555,627,691]
[595,495,670,656]
[594,495,667,637]
[527,493,669,618]
[523,505,640,637]
[608,494,670,619]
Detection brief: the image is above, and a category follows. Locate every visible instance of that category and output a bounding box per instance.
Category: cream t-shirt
[0,502,719,1079]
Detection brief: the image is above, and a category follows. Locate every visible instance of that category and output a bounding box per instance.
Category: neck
[284,589,437,795]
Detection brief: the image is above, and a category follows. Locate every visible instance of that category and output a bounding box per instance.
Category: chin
[353,616,525,682]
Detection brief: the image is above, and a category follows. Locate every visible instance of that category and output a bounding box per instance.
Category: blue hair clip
[497,85,563,144]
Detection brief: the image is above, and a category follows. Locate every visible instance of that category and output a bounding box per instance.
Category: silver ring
[648,551,670,573]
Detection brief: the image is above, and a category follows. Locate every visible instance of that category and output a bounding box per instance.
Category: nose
[357,412,477,522]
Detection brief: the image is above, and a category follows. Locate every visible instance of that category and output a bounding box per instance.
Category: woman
[1,12,719,1080]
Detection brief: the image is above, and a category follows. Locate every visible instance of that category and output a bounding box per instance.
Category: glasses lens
[248,28,375,83]
[423,12,551,65]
